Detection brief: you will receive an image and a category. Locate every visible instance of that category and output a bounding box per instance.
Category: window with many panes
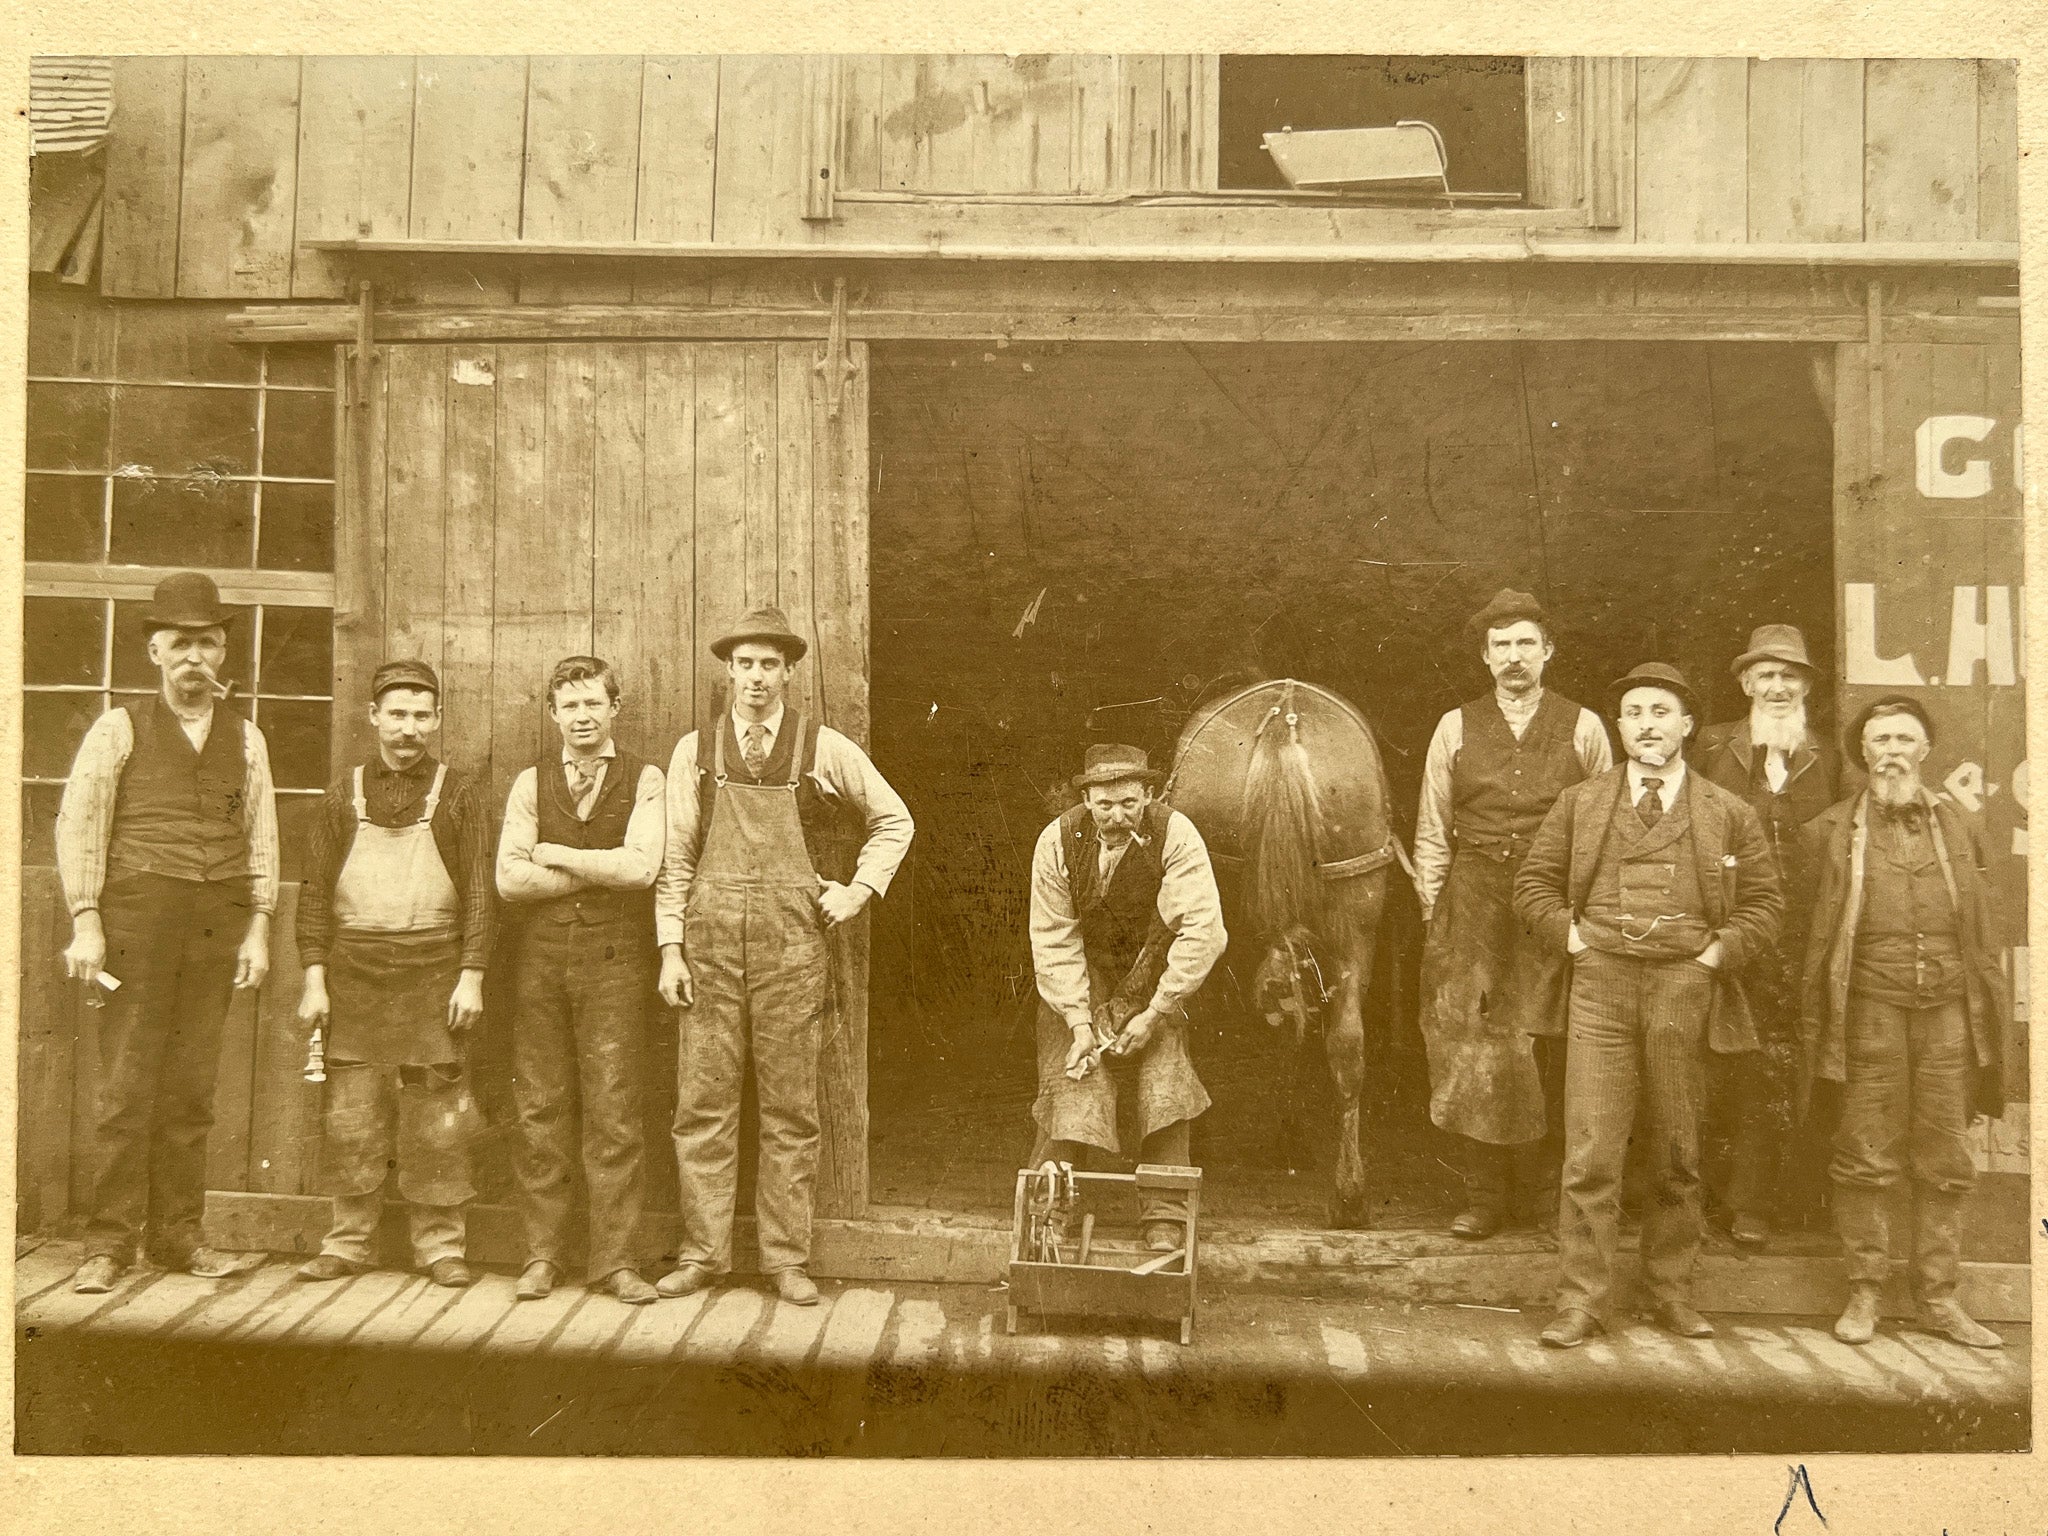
[24,293,336,877]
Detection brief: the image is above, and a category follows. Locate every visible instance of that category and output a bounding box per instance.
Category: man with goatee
[1798,697,2009,1349]
[1694,625,1845,1247]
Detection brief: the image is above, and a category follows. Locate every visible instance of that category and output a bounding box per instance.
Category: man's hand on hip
[817,880,871,927]
[659,946,695,1009]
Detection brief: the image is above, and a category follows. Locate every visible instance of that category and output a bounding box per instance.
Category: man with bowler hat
[57,572,276,1292]
[294,659,493,1289]
[655,606,914,1305]
[1515,663,1782,1347]
[1412,588,1612,1239]
[1694,624,1845,1247]
[1027,744,1227,1250]
[1799,696,2008,1349]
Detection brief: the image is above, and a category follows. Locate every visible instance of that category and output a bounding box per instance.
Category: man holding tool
[293,660,493,1289]
[57,572,276,1293]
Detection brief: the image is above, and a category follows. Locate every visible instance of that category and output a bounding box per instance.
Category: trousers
[1033,1120,1195,1224]
[1460,1034,1568,1220]
[321,1188,467,1269]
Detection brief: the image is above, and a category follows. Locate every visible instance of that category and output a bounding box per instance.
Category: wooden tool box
[1006,1163,1202,1345]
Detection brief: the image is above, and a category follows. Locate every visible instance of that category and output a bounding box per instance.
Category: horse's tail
[1240,703,1323,942]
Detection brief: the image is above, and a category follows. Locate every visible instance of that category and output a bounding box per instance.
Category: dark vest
[693,708,860,884]
[1451,690,1590,850]
[107,697,252,885]
[1061,801,1173,985]
[1579,780,1712,959]
[531,748,655,930]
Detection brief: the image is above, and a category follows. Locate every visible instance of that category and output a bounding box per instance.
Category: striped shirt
[54,705,282,917]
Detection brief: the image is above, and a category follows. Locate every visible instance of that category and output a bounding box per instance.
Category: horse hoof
[1327,1197,1372,1231]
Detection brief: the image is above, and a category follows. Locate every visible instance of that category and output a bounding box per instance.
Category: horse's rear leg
[1324,877,1385,1230]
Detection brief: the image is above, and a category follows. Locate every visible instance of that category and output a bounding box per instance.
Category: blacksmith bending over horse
[1412,589,1611,1240]
[1514,663,1782,1348]
[1029,744,1226,1252]
[58,572,275,1293]
[294,660,493,1290]
[656,606,914,1306]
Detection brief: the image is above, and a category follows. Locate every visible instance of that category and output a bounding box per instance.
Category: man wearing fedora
[1694,624,1846,1248]
[57,572,276,1292]
[1412,589,1612,1240]
[498,655,668,1305]
[294,660,493,1290]
[1514,663,1782,1347]
[1027,745,1226,1250]
[655,607,914,1305]
[1798,697,2008,1349]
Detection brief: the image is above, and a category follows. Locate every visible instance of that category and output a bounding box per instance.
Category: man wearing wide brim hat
[1412,588,1612,1240]
[1027,744,1226,1251]
[57,573,277,1292]
[1693,624,1846,1250]
[1514,662,1783,1347]
[655,605,914,1305]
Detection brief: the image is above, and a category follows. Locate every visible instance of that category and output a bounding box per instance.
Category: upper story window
[1218,56,1528,202]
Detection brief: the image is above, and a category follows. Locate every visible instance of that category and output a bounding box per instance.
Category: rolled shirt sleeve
[495,768,578,903]
[54,708,133,916]
[1410,710,1461,914]
[1147,810,1227,1016]
[656,732,703,949]
[1029,820,1093,1030]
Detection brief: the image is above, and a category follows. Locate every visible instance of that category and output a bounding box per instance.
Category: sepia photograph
[9,44,2033,1467]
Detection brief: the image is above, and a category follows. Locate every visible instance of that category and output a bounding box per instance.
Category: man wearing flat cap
[1515,663,1782,1347]
[655,606,914,1305]
[1027,745,1227,1251]
[57,572,276,1292]
[1798,697,2009,1350]
[294,660,493,1289]
[1694,624,1845,1248]
[1412,588,1612,1240]
[499,654,668,1305]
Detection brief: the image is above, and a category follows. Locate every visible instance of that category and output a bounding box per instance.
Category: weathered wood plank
[485,1286,586,1353]
[487,345,560,804]
[693,345,750,716]
[203,987,258,1195]
[589,345,652,724]
[1160,55,1196,193]
[521,56,644,304]
[293,57,417,299]
[637,57,722,248]
[802,54,840,221]
[12,1242,81,1305]
[1524,56,1583,212]
[1866,59,1979,242]
[177,56,303,298]
[1119,54,1166,193]
[813,1286,894,1371]
[17,1265,154,1333]
[247,885,318,1195]
[382,344,450,683]
[224,1269,345,1344]
[839,56,886,194]
[288,1269,414,1347]
[914,56,978,193]
[440,346,499,783]
[1635,58,1748,244]
[162,1262,298,1340]
[411,1271,520,1351]
[348,1274,464,1351]
[409,57,530,245]
[78,1271,221,1337]
[679,1287,765,1363]
[741,343,780,609]
[1584,57,1635,233]
[545,1290,641,1356]
[742,1292,834,1366]
[775,343,820,724]
[100,56,187,298]
[1976,59,2018,243]
[1072,56,1118,195]
[610,1287,710,1361]
[878,55,925,193]
[712,55,812,244]
[333,343,386,779]
[1746,59,1863,243]
[633,344,700,734]
[19,869,78,1231]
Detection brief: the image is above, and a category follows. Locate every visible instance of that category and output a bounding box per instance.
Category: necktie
[742,722,769,778]
[564,758,601,820]
[1637,777,1664,831]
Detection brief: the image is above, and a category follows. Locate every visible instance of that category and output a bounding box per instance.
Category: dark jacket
[1693,719,1848,926]
[1796,791,2010,1122]
[1513,763,1784,1054]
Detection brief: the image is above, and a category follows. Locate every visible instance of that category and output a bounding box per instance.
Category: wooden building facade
[21,55,2027,1260]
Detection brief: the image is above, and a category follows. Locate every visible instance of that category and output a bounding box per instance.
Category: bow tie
[1876,801,1926,827]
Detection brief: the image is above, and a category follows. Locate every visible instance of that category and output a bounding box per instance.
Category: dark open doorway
[865,339,1837,1229]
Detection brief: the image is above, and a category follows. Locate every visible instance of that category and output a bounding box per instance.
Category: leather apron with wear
[674,712,852,1274]
[1031,802,1211,1153]
[1420,692,1587,1145]
[316,763,477,1205]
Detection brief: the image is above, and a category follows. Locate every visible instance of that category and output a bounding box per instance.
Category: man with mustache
[1412,589,1611,1239]
[1693,625,1845,1248]
[1798,698,2009,1349]
[1515,664,1782,1347]
[293,660,492,1289]
[57,572,276,1293]
[498,655,668,1305]
[1028,745,1226,1250]
[656,607,914,1305]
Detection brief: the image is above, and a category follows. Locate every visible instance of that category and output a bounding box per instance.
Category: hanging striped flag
[30,56,113,155]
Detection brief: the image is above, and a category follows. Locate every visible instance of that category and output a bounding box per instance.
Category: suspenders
[350,762,448,827]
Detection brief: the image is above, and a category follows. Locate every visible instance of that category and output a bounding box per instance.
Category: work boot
[1450,1205,1504,1241]
[1540,1309,1602,1349]
[601,1269,658,1306]
[773,1268,822,1307]
[1649,1300,1716,1339]
[427,1258,475,1289]
[1833,1285,1882,1345]
[184,1246,266,1279]
[1916,1298,2003,1350]
[657,1262,717,1298]
[1144,1221,1182,1253]
[1729,1212,1770,1249]
[297,1253,368,1283]
[72,1256,122,1294]
[516,1261,558,1301]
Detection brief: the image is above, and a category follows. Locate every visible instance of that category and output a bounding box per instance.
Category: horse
[1163,677,1403,1229]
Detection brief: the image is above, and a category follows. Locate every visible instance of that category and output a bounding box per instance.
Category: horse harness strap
[1211,835,1413,882]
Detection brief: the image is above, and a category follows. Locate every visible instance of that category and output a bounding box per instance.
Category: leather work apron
[674,724,832,1272]
[318,764,477,1203]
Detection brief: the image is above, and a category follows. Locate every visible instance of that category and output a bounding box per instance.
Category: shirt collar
[562,741,618,766]
[1626,756,1686,800]
[733,703,786,741]
[1494,686,1543,718]
[369,751,438,781]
